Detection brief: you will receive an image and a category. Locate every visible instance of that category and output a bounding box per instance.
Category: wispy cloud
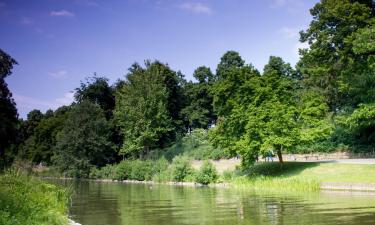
[20,17,34,25]
[55,92,75,105]
[49,70,68,79]
[178,2,212,14]
[75,0,99,7]
[279,27,300,39]
[269,0,305,13]
[50,10,75,17]
[14,92,75,114]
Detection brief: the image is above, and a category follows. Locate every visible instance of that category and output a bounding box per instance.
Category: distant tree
[20,107,70,165]
[216,50,245,79]
[24,109,44,137]
[74,76,115,119]
[114,61,173,157]
[181,66,216,129]
[54,101,114,177]
[0,49,18,168]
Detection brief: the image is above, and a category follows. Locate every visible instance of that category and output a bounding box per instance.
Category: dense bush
[170,156,194,182]
[194,161,218,185]
[129,160,154,181]
[159,130,231,161]
[0,171,69,225]
[89,164,116,179]
[90,158,171,181]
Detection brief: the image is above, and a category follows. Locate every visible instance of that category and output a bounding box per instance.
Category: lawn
[231,162,375,192]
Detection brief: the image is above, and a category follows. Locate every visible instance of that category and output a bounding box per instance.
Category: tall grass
[0,170,70,225]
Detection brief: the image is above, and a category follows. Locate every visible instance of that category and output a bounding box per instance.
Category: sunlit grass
[227,162,375,192]
[0,170,70,225]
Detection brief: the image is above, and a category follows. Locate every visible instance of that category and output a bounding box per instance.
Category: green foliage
[89,164,116,179]
[170,156,194,182]
[158,129,230,161]
[75,76,115,119]
[181,66,216,129]
[340,103,375,145]
[54,101,115,178]
[194,161,218,185]
[92,158,170,181]
[129,160,154,181]
[114,61,174,156]
[0,49,18,168]
[19,107,70,165]
[0,171,69,225]
[299,0,374,110]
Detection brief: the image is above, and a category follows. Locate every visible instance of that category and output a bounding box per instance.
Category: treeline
[0,0,374,176]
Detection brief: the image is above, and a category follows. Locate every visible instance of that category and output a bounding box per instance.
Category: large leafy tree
[54,101,114,177]
[211,55,332,165]
[0,49,18,168]
[210,51,261,162]
[114,61,173,157]
[298,0,374,111]
[239,57,300,165]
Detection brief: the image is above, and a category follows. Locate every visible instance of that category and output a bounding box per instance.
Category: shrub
[153,170,171,183]
[222,170,234,181]
[89,165,116,179]
[114,161,132,180]
[129,160,154,181]
[170,156,194,182]
[195,161,218,185]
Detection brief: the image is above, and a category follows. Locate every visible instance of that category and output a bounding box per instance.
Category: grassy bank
[38,159,375,192]
[0,171,70,225]
[229,162,375,192]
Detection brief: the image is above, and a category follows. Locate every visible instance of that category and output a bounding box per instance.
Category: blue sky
[1,0,318,118]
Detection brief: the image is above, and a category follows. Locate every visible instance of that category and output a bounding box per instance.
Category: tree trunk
[277,146,283,165]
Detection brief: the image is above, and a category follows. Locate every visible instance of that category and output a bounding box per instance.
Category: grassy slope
[0,171,70,225]
[231,162,375,192]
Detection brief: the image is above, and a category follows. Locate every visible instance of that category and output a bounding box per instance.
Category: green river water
[53,180,375,225]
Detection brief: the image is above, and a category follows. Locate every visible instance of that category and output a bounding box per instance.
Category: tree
[20,107,70,165]
[210,52,261,163]
[216,50,245,79]
[181,66,216,129]
[211,51,260,116]
[298,0,373,111]
[240,57,300,165]
[114,61,173,157]
[0,49,18,168]
[74,76,115,119]
[54,101,114,177]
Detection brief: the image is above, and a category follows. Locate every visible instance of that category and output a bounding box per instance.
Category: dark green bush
[195,161,218,185]
[170,156,194,182]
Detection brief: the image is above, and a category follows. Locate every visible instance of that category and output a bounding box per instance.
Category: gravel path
[321,159,375,164]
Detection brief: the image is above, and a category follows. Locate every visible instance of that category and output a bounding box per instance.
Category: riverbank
[43,161,375,192]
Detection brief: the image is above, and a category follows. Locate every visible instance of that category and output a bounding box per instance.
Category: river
[52,180,375,225]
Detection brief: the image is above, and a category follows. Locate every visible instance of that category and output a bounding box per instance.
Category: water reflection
[50,180,375,225]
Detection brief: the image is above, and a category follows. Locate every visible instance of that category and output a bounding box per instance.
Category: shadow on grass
[243,162,321,178]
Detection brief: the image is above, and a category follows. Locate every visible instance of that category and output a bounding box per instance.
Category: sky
[1,0,318,118]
